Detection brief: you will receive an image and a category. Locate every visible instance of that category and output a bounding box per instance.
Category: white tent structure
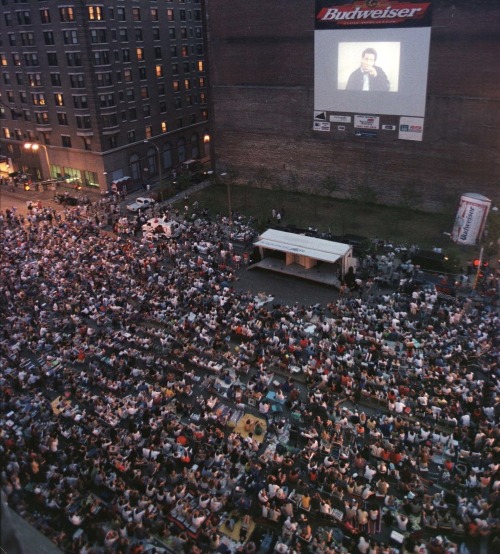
[252,229,354,287]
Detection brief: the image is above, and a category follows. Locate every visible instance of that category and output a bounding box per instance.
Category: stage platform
[249,258,341,288]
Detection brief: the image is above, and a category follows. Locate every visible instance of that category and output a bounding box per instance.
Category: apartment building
[0,0,209,190]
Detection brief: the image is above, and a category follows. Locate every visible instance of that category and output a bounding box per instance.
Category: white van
[142,217,183,238]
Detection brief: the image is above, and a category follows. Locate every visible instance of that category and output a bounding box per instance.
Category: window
[145,125,152,139]
[96,72,112,87]
[24,53,39,66]
[66,52,82,66]
[194,10,202,21]
[180,9,186,21]
[129,108,137,121]
[16,10,31,25]
[31,93,46,106]
[69,74,85,88]
[173,80,180,92]
[161,121,168,132]
[61,135,72,148]
[175,97,182,109]
[186,95,192,106]
[117,7,125,21]
[119,29,128,42]
[199,92,207,105]
[143,105,151,117]
[16,73,23,85]
[122,49,130,63]
[2,73,10,85]
[90,29,107,44]
[59,7,75,22]
[181,46,189,58]
[47,52,58,66]
[54,93,64,106]
[99,93,115,107]
[19,91,27,104]
[195,27,203,39]
[141,86,149,99]
[198,60,204,72]
[167,9,174,21]
[152,28,160,41]
[8,34,16,46]
[20,32,35,46]
[1,54,8,67]
[196,44,203,55]
[201,110,208,121]
[183,62,190,73]
[172,63,179,75]
[199,77,205,87]
[171,46,178,58]
[158,84,165,96]
[101,114,117,128]
[12,53,21,66]
[180,27,188,40]
[6,90,14,103]
[184,79,191,90]
[139,67,147,80]
[88,6,103,21]
[23,110,31,122]
[93,51,110,65]
[169,28,176,40]
[39,8,50,24]
[154,47,162,60]
[155,65,163,77]
[4,13,13,27]
[83,138,92,151]
[126,89,135,102]
[63,30,78,44]
[43,31,55,45]
[132,8,141,21]
[57,112,68,125]
[159,101,167,113]
[73,95,88,109]
[108,136,117,149]
[124,69,132,82]
[50,73,61,86]
[128,130,136,144]
[135,29,143,41]
[136,48,144,61]
[151,8,158,21]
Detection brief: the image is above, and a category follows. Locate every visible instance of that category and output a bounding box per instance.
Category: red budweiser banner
[315,0,432,29]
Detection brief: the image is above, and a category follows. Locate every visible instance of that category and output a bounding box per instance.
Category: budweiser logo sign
[317,1,431,26]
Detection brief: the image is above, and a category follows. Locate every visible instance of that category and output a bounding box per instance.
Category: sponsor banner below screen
[330,115,352,123]
[382,125,397,131]
[398,116,424,141]
[313,121,331,132]
[354,115,380,129]
[355,130,377,138]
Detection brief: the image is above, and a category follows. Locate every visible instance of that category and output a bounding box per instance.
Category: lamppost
[24,142,51,180]
[221,172,232,225]
[143,139,162,190]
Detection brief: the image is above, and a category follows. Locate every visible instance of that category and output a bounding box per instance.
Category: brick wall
[206,0,500,212]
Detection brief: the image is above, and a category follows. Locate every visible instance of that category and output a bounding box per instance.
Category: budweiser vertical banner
[315,1,433,30]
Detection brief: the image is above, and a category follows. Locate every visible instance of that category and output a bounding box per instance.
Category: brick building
[205,0,499,211]
[0,0,209,191]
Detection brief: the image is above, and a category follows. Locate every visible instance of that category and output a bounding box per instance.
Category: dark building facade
[0,0,209,190]
[205,0,500,211]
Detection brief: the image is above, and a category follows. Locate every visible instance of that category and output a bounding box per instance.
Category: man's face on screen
[361,53,376,72]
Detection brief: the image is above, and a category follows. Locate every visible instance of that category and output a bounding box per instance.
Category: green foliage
[350,183,378,205]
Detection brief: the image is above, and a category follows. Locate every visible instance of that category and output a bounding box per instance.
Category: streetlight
[24,142,51,180]
[221,172,232,225]
[143,139,161,191]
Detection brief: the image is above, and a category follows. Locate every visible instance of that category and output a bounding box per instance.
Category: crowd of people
[0,199,499,554]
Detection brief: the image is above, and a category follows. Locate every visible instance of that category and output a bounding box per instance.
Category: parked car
[54,193,79,206]
[126,197,156,212]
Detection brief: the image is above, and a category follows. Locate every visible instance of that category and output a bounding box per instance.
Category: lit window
[145,125,152,138]
[88,6,104,21]
[59,7,75,22]
[198,61,204,72]
[54,93,64,106]
[161,121,167,132]
[136,48,144,61]
[155,65,163,77]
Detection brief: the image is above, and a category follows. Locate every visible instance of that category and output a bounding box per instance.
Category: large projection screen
[314,1,432,118]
